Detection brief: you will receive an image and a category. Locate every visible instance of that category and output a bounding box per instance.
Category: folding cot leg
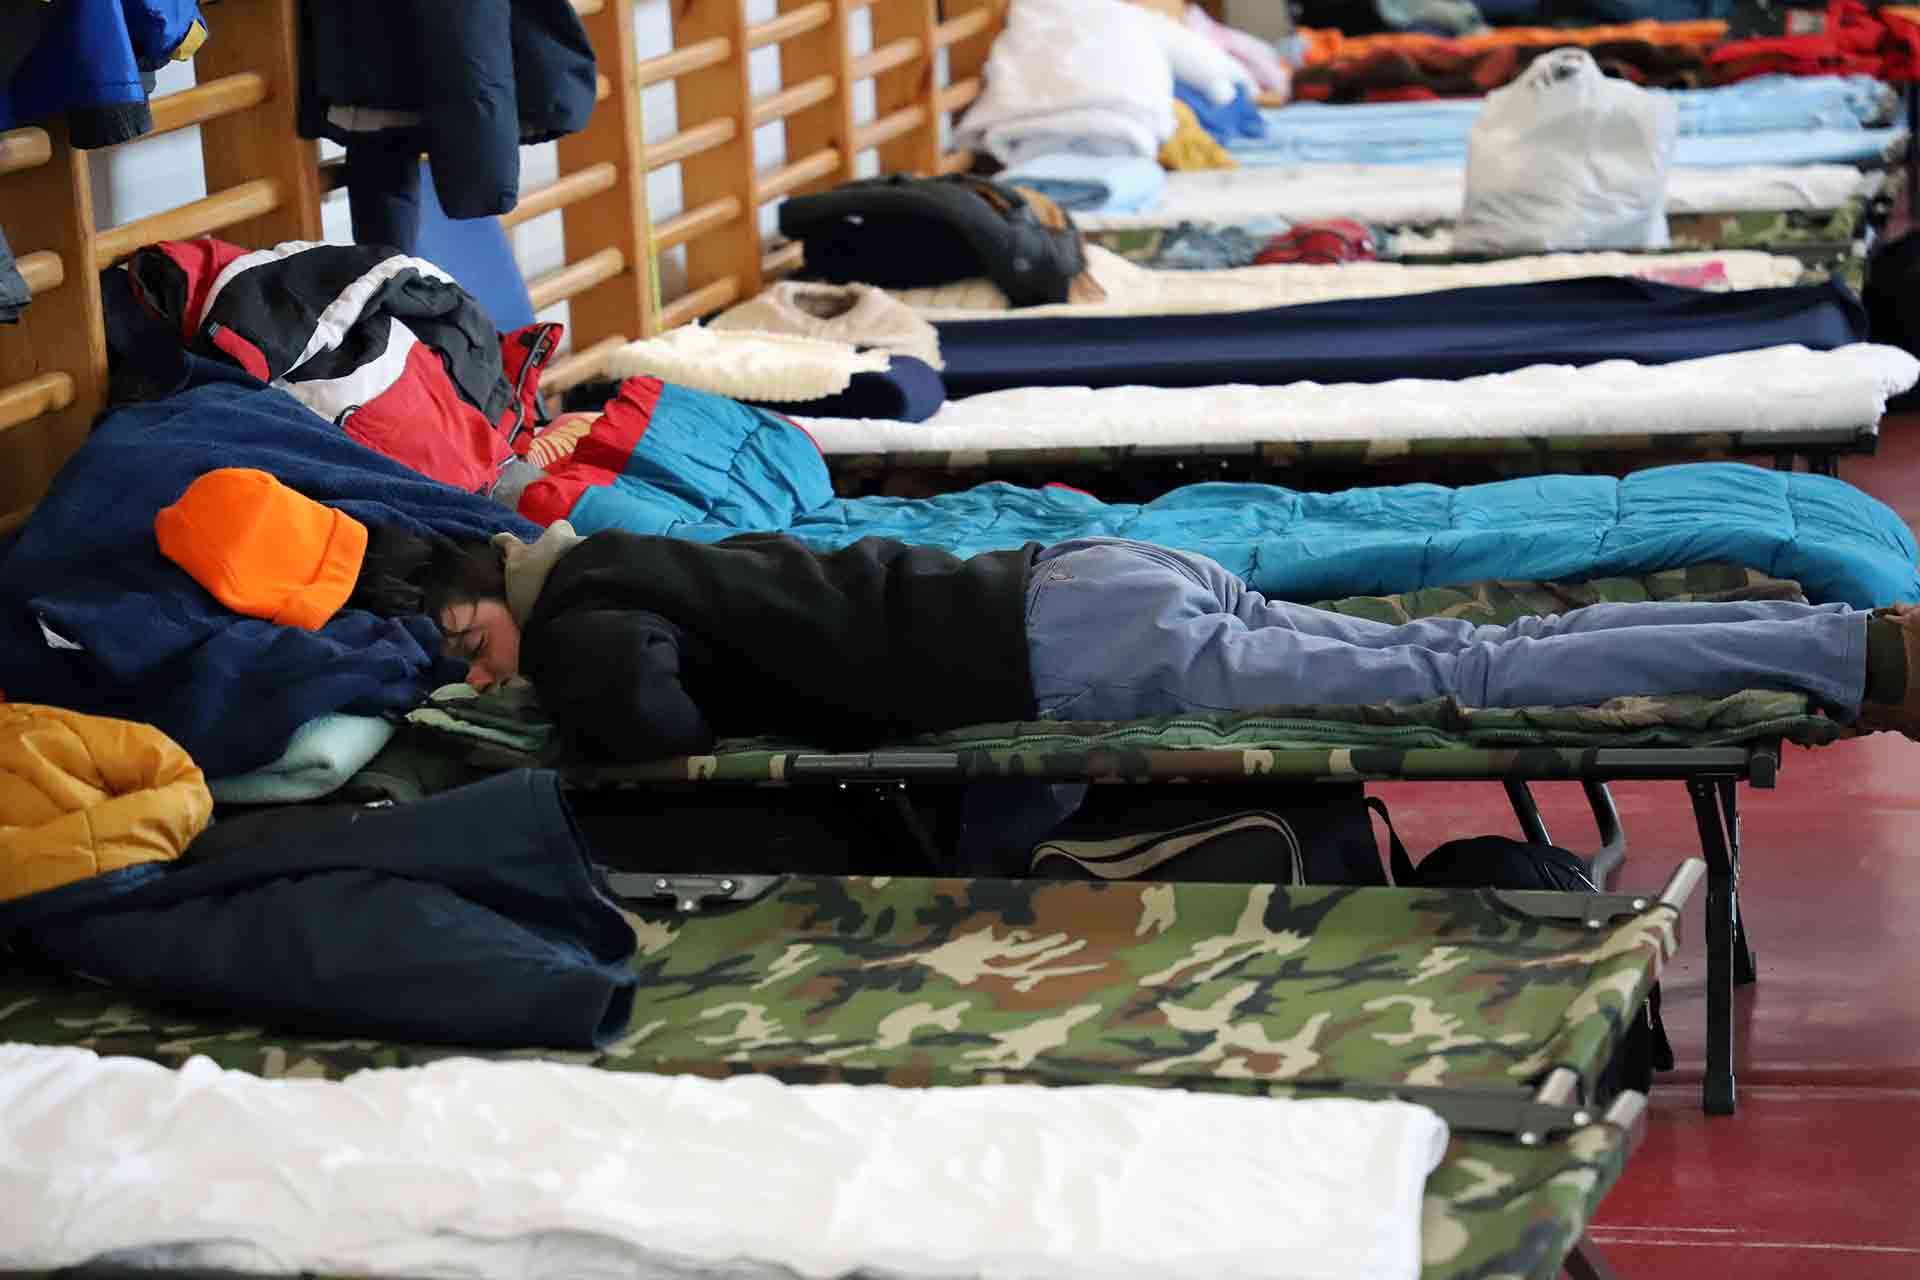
[1563,1235,1620,1280]
[1504,778,1553,846]
[1686,775,1754,1116]
[1502,779,1628,889]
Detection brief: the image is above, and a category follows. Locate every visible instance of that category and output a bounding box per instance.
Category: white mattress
[890,245,1810,319]
[0,1044,1448,1280]
[1076,164,1884,231]
[796,343,1920,455]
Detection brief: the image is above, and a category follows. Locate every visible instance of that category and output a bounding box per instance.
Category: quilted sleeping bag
[0,704,210,904]
[519,377,1920,609]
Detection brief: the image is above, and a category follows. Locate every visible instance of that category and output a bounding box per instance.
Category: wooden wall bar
[0,117,104,536]
[556,0,655,351]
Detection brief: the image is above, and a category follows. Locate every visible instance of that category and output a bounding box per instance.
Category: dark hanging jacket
[298,0,596,249]
[517,529,1043,761]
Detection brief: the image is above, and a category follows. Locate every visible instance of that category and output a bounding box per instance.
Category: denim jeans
[1024,538,1867,721]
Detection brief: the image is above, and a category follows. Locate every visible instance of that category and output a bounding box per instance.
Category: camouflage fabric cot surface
[0,874,1676,1280]
[359,562,1838,793]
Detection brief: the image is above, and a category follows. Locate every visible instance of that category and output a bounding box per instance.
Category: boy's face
[439,598,522,691]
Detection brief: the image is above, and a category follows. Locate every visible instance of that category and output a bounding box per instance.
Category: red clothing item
[1710,0,1920,84]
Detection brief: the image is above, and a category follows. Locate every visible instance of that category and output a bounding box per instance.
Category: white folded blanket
[795,343,1920,454]
[1077,164,1884,230]
[0,1044,1449,1280]
[889,244,1809,319]
[955,0,1177,162]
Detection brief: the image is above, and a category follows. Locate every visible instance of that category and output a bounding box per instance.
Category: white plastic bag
[1456,49,1679,255]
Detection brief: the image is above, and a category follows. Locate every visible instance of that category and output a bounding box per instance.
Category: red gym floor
[1375,416,1920,1279]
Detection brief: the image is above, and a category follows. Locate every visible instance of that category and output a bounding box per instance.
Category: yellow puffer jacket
[0,704,211,903]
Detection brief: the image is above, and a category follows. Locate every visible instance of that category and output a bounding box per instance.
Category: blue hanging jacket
[0,0,207,148]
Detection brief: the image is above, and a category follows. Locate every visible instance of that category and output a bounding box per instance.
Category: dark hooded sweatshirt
[513,527,1041,761]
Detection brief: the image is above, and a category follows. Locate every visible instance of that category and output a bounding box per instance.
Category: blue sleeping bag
[537,379,1920,610]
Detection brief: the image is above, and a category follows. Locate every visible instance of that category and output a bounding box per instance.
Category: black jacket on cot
[520,531,1044,761]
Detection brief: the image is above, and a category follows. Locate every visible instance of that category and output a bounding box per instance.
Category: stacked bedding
[1074,163,1884,232]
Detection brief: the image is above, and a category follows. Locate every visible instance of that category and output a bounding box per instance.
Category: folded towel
[604,325,889,402]
[0,1046,1450,1280]
[712,281,944,370]
[1000,152,1170,215]
[208,713,396,804]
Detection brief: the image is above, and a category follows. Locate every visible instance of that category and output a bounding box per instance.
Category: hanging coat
[297,0,597,251]
[0,0,208,148]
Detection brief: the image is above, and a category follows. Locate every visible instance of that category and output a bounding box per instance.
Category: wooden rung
[149,72,269,138]
[0,372,76,434]
[636,37,732,89]
[499,161,619,229]
[750,74,837,129]
[647,118,738,171]
[15,250,63,296]
[851,36,923,83]
[0,127,52,176]
[0,505,34,539]
[936,148,975,176]
[659,277,740,331]
[94,178,282,268]
[596,74,612,103]
[934,8,996,47]
[526,247,627,312]
[936,77,983,115]
[747,1,832,50]
[756,147,841,203]
[844,0,879,10]
[653,195,743,251]
[571,0,605,13]
[762,239,804,277]
[852,105,926,154]
[541,335,629,393]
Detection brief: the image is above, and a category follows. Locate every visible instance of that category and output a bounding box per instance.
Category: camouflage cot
[0,862,1702,1280]
[368,565,1840,1120]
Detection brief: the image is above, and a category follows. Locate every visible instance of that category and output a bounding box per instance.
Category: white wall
[94,0,898,344]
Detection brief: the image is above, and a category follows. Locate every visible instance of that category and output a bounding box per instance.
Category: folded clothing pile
[952,0,1254,163]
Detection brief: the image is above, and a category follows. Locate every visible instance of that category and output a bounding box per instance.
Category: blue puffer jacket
[0,0,206,148]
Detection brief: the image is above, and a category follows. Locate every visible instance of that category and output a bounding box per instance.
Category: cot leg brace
[1504,779,1626,889]
[1687,775,1755,1117]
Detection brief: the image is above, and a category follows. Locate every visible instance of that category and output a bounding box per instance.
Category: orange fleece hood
[154,468,368,630]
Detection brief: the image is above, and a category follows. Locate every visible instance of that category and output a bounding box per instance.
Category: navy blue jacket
[0,771,639,1050]
[0,0,206,148]
[299,0,596,248]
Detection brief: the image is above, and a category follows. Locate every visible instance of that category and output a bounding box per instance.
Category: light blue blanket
[999,152,1168,215]
[537,382,1920,608]
[1236,75,1904,169]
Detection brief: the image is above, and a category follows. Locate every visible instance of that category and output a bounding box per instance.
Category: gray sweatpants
[1023,538,1867,720]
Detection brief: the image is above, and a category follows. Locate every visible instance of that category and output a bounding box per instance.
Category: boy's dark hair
[347,525,507,623]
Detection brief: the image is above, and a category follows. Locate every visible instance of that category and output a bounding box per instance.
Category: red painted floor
[1382,419,1920,1278]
